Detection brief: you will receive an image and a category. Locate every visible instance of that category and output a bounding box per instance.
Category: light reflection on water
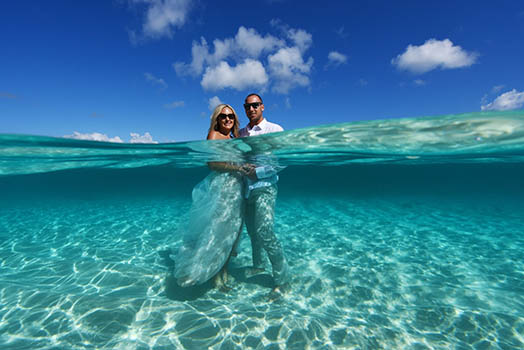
[0,172,523,349]
[2,110,524,176]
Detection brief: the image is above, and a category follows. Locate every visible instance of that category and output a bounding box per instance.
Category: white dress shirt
[239,118,283,137]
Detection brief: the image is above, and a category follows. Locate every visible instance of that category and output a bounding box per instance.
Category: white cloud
[285,97,291,109]
[359,78,368,86]
[481,89,524,111]
[130,132,158,143]
[335,26,348,39]
[144,72,168,89]
[65,132,124,143]
[65,131,159,143]
[174,24,313,94]
[414,79,426,86]
[164,100,184,109]
[287,29,312,53]
[174,27,283,77]
[269,18,284,29]
[130,0,192,41]
[208,96,223,111]
[268,47,313,94]
[492,85,505,93]
[235,26,284,58]
[174,37,210,76]
[482,85,507,106]
[270,20,312,52]
[326,51,347,67]
[392,38,478,74]
[201,59,268,91]
[143,0,191,39]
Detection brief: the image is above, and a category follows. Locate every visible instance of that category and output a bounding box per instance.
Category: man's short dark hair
[245,93,263,104]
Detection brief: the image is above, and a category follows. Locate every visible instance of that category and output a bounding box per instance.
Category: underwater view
[1,111,523,350]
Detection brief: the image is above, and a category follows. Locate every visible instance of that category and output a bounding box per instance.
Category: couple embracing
[173,93,289,298]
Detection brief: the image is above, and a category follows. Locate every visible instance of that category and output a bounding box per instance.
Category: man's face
[244,95,264,125]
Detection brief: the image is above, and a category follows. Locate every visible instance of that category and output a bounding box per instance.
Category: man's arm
[208,161,254,175]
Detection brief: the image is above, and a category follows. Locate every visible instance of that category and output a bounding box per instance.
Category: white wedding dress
[172,171,244,287]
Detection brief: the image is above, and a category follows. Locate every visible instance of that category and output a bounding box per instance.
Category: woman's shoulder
[207,130,230,140]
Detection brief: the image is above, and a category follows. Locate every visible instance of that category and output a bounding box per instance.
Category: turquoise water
[1,111,523,349]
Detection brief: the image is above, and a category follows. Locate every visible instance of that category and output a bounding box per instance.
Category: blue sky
[1,0,524,143]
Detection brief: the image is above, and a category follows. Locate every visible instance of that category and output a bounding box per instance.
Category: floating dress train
[173,172,244,287]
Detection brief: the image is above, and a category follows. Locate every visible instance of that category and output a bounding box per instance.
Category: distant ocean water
[1,111,523,349]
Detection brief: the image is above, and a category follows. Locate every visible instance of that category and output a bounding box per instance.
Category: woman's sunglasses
[218,113,235,120]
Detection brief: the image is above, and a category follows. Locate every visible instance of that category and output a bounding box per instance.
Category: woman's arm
[206,130,250,174]
[208,162,243,173]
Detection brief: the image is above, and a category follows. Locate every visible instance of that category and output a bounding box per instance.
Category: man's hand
[240,164,257,180]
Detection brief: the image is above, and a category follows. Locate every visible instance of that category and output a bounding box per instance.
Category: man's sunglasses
[218,113,235,120]
[243,102,262,110]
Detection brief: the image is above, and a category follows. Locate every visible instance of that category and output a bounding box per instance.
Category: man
[239,93,289,298]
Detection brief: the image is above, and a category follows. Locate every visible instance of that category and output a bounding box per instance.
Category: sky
[1,0,524,143]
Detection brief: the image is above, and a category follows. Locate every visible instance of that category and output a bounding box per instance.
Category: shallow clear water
[1,111,523,349]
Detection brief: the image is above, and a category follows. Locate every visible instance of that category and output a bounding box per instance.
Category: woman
[173,104,250,290]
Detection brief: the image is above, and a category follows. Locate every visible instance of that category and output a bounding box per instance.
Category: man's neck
[249,116,264,128]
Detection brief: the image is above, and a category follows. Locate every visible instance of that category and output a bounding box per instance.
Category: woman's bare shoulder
[207,130,229,140]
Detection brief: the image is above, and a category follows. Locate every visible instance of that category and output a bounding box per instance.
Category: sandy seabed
[0,195,523,350]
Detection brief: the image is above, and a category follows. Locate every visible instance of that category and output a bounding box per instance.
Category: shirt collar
[249,118,267,131]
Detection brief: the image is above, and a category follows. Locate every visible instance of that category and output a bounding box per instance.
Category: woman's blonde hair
[208,104,240,138]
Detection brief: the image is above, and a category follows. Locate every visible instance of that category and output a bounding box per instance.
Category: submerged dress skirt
[172,171,244,287]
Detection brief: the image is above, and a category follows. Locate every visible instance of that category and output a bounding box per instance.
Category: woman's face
[217,107,236,133]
